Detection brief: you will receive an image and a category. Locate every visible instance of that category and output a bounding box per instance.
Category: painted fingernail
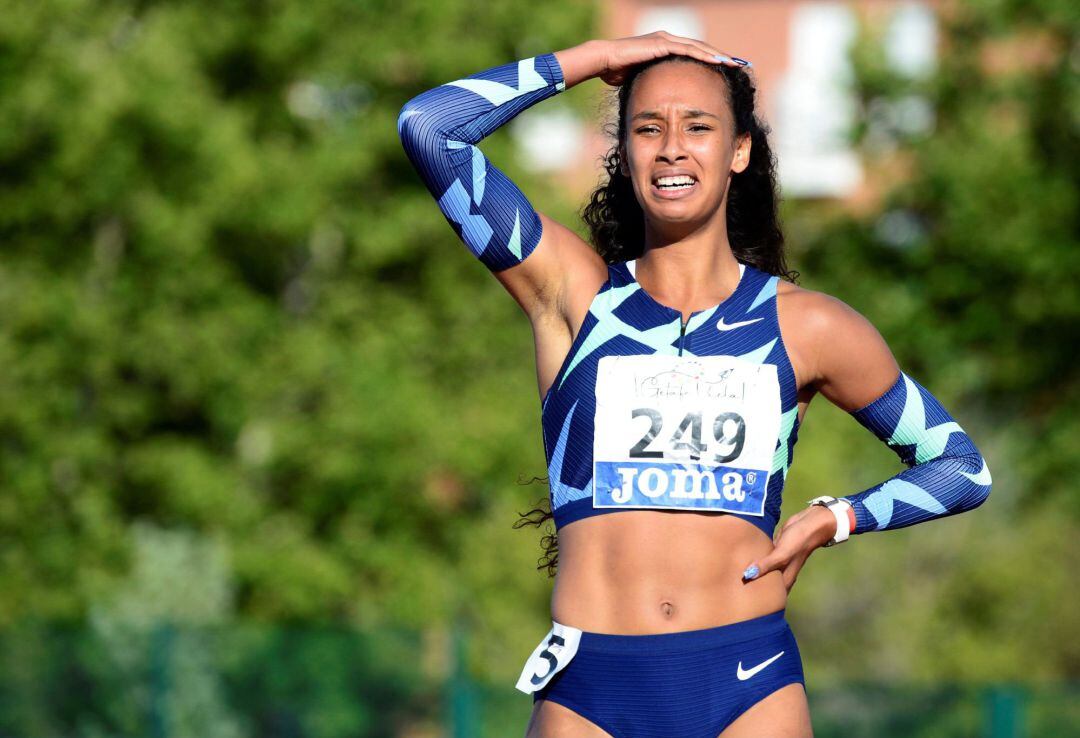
[731,56,752,67]
[743,565,759,580]
[714,54,733,63]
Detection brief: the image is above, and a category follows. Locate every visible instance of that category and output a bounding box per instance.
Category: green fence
[0,624,1074,738]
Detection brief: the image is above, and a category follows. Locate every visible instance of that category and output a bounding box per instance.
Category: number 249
[629,408,746,463]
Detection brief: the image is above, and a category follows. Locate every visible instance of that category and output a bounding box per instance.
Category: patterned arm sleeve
[840,371,992,533]
[396,53,566,272]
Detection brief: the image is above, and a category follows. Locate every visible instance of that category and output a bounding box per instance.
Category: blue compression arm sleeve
[397,53,566,272]
[840,371,992,533]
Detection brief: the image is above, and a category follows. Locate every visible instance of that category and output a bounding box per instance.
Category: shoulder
[776,280,880,342]
[775,280,899,410]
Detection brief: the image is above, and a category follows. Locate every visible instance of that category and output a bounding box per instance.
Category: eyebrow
[631,109,722,122]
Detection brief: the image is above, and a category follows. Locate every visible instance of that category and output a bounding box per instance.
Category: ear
[731,133,752,174]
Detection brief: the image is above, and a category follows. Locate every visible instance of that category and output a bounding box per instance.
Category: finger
[782,553,808,591]
[659,33,750,67]
[662,40,731,67]
[742,547,789,582]
[658,32,714,55]
[711,52,751,68]
[684,42,740,67]
[656,30,717,54]
[784,508,813,527]
[683,39,734,63]
[745,527,804,580]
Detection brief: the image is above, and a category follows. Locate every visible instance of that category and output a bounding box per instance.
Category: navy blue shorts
[533,608,805,737]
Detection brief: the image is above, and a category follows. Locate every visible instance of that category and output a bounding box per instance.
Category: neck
[638,205,740,309]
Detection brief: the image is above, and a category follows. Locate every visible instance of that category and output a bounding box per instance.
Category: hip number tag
[515,622,582,694]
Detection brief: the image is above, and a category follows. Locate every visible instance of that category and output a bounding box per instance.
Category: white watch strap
[828,500,851,544]
[808,496,852,545]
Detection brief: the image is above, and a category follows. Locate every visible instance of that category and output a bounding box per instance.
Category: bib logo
[594,459,769,515]
[611,466,747,504]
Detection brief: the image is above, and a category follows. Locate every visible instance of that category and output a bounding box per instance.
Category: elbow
[397,99,454,169]
[396,91,435,146]
[968,479,991,512]
[397,99,423,147]
[957,453,992,512]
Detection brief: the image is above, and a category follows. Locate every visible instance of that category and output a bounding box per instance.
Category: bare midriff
[550,510,787,634]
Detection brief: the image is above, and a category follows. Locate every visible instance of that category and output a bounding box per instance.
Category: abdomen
[551,510,788,634]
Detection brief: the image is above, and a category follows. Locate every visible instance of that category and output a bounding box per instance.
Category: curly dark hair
[516,55,797,577]
[587,56,796,277]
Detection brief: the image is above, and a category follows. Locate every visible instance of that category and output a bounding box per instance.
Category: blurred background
[1,0,1077,736]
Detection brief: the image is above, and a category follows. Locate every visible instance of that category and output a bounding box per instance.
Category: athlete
[398,32,991,738]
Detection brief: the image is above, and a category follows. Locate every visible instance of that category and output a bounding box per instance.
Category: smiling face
[620,60,751,235]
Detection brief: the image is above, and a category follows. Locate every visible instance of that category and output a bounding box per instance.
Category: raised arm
[396,43,618,324]
[396,36,745,321]
[396,52,567,273]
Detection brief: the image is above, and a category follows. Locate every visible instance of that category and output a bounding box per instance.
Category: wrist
[806,496,852,546]
[553,40,608,89]
[809,505,838,548]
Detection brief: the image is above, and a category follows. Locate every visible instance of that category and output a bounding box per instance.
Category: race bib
[515,621,583,694]
[592,354,781,516]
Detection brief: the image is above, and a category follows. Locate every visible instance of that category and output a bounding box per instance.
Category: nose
[657,124,689,163]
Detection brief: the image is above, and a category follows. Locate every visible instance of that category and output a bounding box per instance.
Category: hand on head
[597,31,750,86]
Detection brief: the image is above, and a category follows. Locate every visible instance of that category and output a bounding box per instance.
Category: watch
[806,495,853,547]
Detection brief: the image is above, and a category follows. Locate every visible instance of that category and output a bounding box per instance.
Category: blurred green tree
[0,0,592,654]
[782,0,1079,684]
[0,0,1076,699]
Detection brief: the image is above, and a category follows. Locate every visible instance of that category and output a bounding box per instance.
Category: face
[620,61,751,232]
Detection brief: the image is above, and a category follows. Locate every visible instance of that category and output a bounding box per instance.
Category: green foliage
[0,620,436,738]
[0,0,1076,712]
[783,0,1080,684]
[0,0,593,632]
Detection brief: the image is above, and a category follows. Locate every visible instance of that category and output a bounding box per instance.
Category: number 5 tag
[514,621,582,694]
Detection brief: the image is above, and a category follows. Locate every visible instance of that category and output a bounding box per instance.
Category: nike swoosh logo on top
[736,651,785,680]
[716,316,763,331]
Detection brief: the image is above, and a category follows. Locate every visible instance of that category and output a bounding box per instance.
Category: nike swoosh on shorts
[736,650,785,680]
[716,317,764,331]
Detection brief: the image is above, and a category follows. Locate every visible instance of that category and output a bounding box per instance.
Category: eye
[690,124,711,132]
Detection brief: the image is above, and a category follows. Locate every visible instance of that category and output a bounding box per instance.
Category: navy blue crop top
[541,259,801,540]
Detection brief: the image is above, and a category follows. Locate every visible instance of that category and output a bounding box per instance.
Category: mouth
[651,175,699,200]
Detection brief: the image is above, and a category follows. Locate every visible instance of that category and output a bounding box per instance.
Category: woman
[398,32,991,738]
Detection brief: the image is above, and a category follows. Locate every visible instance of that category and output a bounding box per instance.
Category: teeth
[656,175,696,187]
